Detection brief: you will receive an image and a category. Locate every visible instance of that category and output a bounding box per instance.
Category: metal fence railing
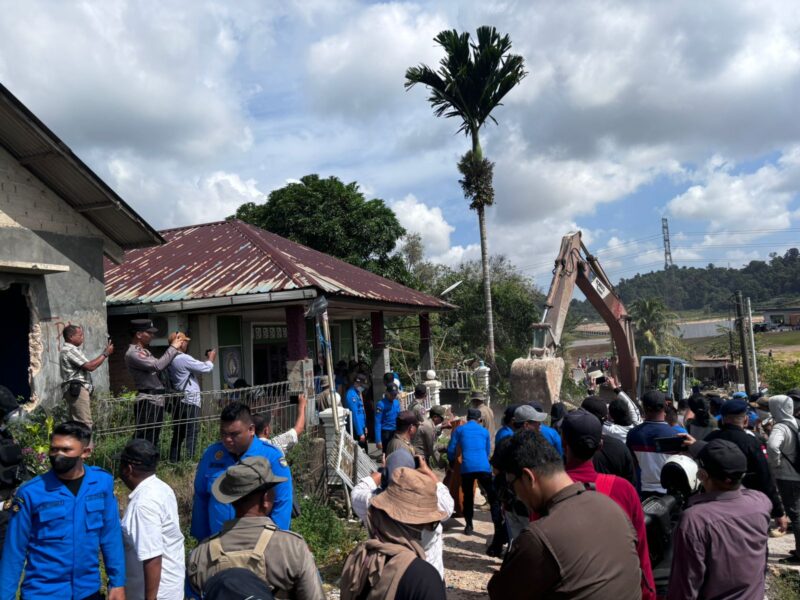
[89,381,299,467]
[414,369,474,390]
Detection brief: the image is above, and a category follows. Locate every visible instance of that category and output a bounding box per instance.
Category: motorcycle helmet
[660,454,700,498]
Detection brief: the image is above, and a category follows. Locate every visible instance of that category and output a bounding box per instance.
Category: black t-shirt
[396,558,446,600]
[60,473,85,496]
[593,435,636,486]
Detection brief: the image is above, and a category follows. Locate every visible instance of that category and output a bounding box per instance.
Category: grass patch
[767,568,800,599]
[757,330,800,347]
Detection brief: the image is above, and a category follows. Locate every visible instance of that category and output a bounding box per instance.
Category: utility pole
[746,297,759,391]
[735,291,753,394]
[662,217,674,270]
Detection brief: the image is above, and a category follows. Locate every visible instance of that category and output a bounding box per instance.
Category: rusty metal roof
[105,219,452,311]
[0,83,163,261]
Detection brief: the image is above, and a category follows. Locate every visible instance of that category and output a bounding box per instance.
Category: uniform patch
[215,450,224,460]
[279,457,289,468]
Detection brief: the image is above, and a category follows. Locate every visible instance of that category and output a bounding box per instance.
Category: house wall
[0,146,110,408]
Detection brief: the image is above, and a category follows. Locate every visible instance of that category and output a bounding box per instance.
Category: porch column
[285,305,307,361]
[370,311,389,409]
[418,312,434,372]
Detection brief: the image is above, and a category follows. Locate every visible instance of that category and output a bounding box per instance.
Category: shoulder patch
[279,457,289,468]
[215,450,224,460]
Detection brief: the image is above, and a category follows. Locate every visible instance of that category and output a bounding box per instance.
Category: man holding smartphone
[59,324,114,429]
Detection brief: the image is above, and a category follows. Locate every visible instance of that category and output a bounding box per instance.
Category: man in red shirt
[562,409,656,600]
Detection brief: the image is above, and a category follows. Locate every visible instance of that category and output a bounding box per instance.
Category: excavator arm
[533,231,639,395]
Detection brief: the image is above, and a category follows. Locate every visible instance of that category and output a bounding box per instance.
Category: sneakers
[486,544,505,558]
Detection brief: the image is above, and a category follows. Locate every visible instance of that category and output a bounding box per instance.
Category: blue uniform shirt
[375,396,401,441]
[191,437,293,540]
[345,386,367,437]
[448,420,491,474]
[540,424,564,457]
[0,466,125,600]
[494,425,513,447]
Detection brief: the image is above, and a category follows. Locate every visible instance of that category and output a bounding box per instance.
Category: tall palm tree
[630,298,679,356]
[405,26,526,365]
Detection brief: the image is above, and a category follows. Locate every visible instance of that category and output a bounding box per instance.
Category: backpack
[190,524,274,594]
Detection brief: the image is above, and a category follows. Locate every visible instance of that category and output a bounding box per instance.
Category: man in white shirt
[166,332,215,461]
[118,439,185,600]
[253,394,308,456]
[351,450,454,579]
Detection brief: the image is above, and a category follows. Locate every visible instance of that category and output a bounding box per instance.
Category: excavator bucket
[509,356,565,412]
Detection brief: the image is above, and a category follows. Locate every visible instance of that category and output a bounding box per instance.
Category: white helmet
[660,454,700,497]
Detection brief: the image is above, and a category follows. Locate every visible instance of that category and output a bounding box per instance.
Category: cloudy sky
[2,0,800,288]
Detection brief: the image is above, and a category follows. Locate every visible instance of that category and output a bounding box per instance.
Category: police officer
[191,402,294,541]
[470,391,496,438]
[188,457,324,599]
[0,386,26,556]
[344,373,369,451]
[414,405,447,467]
[0,421,126,599]
[448,408,497,536]
[408,384,428,423]
[124,318,182,447]
[375,383,401,453]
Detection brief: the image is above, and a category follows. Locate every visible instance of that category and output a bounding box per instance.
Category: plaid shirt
[59,342,92,390]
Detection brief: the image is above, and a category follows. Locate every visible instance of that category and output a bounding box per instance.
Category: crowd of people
[0,318,798,599]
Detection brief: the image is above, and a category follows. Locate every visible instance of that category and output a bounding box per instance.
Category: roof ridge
[229,220,312,289]
[158,219,230,234]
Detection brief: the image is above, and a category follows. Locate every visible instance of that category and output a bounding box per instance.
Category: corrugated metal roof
[0,83,163,257]
[105,220,452,310]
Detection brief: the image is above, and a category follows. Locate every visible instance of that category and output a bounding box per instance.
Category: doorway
[0,284,31,400]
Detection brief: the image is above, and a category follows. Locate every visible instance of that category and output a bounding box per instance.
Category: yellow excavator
[510,231,690,409]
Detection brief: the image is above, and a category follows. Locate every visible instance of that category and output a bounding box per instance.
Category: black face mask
[50,454,80,474]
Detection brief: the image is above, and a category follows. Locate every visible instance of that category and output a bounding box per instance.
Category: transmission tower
[662,217,673,270]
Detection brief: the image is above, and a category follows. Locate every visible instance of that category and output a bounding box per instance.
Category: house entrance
[252,324,288,385]
[0,284,31,400]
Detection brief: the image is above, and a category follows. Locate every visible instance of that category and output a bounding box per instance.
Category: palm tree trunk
[477,203,496,365]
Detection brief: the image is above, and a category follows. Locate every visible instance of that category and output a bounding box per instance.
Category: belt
[138,388,166,395]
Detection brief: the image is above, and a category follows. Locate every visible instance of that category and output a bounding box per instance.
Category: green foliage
[7,405,67,475]
[761,360,800,394]
[458,151,495,210]
[573,248,800,313]
[291,497,364,570]
[233,174,412,284]
[629,297,684,356]
[767,568,800,600]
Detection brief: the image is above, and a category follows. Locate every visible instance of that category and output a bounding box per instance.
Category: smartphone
[289,393,301,405]
[414,456,421,469]
[654,436,684,453]
[595,375,607,385]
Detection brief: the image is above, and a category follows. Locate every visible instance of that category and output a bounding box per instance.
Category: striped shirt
[59,342,92,390]
[626,420,676,493]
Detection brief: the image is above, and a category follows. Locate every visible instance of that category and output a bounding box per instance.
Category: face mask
[50,454,80,474]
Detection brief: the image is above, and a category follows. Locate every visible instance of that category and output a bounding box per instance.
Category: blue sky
[1,0,799,289]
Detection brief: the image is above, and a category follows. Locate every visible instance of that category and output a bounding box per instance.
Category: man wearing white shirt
[350,450,454,579]
[166,332,215,461]
[119,439,185,600]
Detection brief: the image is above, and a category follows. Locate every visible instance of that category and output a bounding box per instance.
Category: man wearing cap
[408,384,428,424]
[470,391,495,438]
[59,324,114,429]
[376,383,402,453]
[118,439,185,600]
[125,319,183,447]
[414,405,447,467]
[581,396,637,485]
[166,332,216,462]
[192,402,293,540]
[315,376,339,412]
[350,451,454,579]
[705,398,789,535]
[386,411,419,458]
[489,430,642,600]
[667,439,771,599]
[448,408,498,537]
[626,390,677,497]
[562,409,655,600]
[341,467,447,600]
[345,374,369,451]
[513,404,563,457]
[188,457,324,600]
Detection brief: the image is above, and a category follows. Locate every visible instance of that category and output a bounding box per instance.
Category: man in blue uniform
[375,383,401,453]
[191,402,293,540]
[345,373,369,451]
[0,421,125,600]
[448,408,501,539]
[514,403,564,456]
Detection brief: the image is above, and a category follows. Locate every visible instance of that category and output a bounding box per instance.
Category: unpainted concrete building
[0,84,161,408]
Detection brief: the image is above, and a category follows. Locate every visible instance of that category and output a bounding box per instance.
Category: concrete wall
[0,145,110,408]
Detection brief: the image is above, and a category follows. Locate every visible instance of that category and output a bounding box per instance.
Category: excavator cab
[637,357,691,402]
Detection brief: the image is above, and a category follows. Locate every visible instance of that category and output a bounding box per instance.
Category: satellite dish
[440,280,463,297]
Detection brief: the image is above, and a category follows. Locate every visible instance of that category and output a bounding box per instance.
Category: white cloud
[391,195,454,256]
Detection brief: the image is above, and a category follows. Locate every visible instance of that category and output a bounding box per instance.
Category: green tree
[234,174,412,283]
[630,298,681,356]
[405,26,527,365]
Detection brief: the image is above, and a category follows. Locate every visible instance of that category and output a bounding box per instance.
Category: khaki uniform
[476,403,496,438]
[385,433,415,458]
[124,344,179,446]
[188,517,324,600]
[413,417,439,466]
